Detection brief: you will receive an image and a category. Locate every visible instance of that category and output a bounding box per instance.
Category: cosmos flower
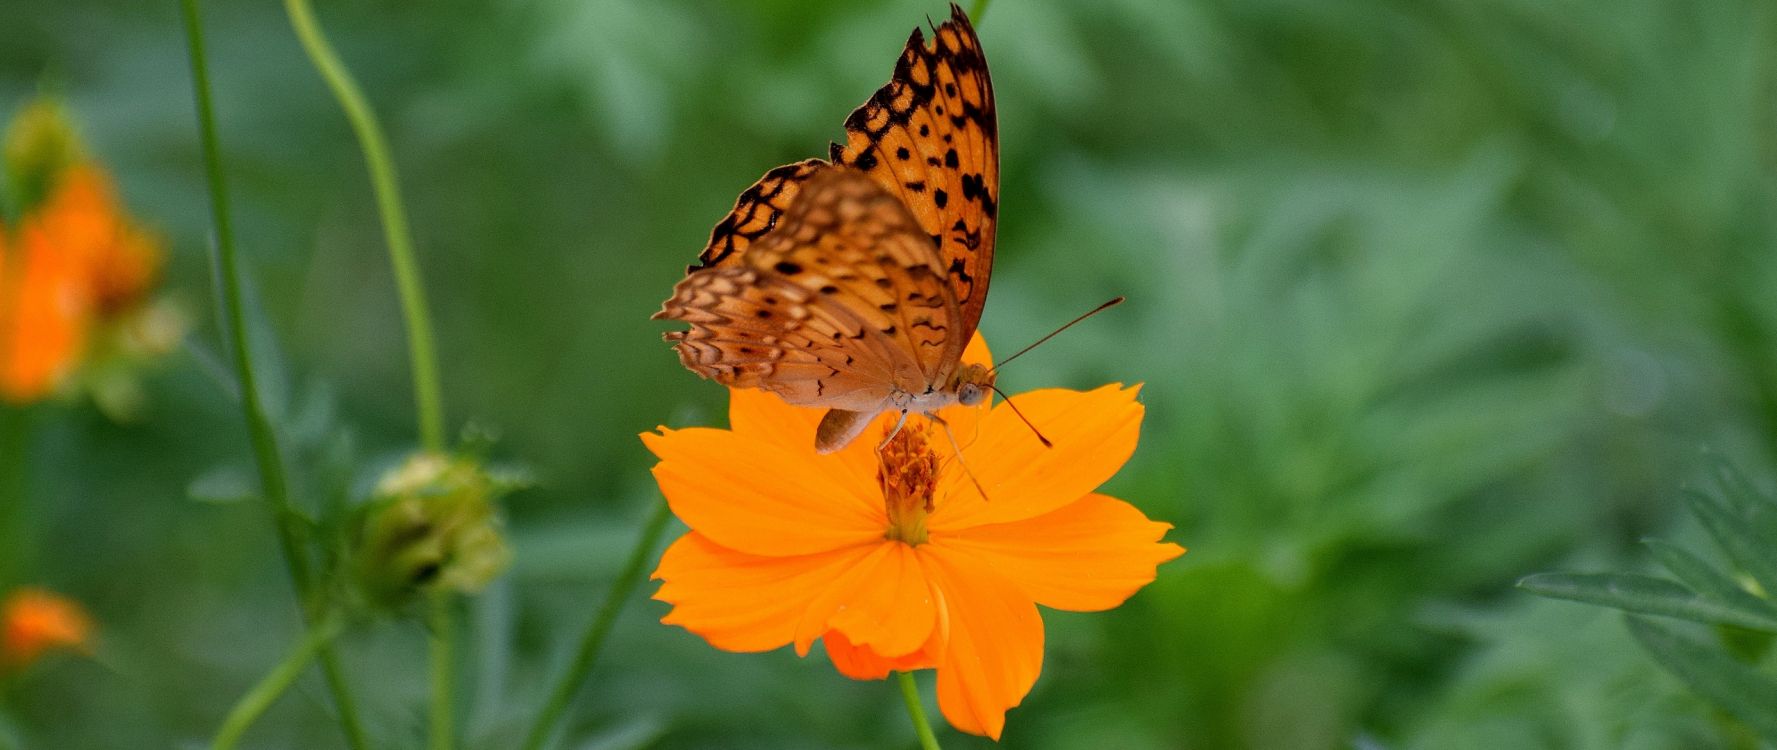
[0,587,92,670]
[0,163,167,405]
[644,336,1184,739]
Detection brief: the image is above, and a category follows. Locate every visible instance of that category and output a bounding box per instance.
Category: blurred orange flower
[0,163,163,403]
[0,587,92,670]
[644,336,1184,739]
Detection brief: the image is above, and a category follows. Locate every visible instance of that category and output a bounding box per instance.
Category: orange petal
[642,426,883,556]
[932,493,1184,612]
[931,384,1144,530]
[920,545,1044,740]
[822,628,939,680]
[1,222,93,403]
[961,331,992,369]
[1,588,91,667]
[652,532,878,653]
[727,386,825,450]
[728,386,908,489]
[793,542,939,659]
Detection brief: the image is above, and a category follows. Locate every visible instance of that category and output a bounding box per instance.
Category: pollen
[877,420,938,544]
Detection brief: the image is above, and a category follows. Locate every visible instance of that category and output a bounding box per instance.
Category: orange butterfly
[655,4,1002,453]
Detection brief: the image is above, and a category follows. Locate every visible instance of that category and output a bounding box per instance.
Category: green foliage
[1,96,79,216]
[1524,459,1777,741]
[1,0,1775,747]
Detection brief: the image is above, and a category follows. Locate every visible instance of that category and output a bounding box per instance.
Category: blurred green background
[3,0,1777,747]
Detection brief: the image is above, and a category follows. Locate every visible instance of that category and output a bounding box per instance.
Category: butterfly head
[952,363,995,407]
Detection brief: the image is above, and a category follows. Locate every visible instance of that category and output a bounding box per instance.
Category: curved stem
[210,614,346,750]
[282,0,446,452]
[520,500,674,750]
[429,592,455,750]
[897,672,941,750]
[178,1,368,747]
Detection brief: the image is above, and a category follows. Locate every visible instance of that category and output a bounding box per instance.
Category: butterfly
[654,4,1000,453]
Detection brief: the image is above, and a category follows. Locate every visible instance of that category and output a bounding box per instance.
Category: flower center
[878,420,938,545]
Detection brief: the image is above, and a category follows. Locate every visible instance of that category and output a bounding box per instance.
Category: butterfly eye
[957,383,984,406]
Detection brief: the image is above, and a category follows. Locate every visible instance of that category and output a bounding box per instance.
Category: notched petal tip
[933,493,1185,612]
[933,384,1147,529]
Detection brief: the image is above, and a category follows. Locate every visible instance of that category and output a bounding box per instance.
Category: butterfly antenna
[932,415,991,502]
[989,296,1125,374]
[990,385,1052,448]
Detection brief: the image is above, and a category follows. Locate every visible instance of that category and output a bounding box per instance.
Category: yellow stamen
[878,421,937,545]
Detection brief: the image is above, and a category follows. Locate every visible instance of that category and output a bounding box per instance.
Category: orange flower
[0,588,92,670]
[644,337,1184,739]
[0,219,92,402]
[0,163,162,403]
[35,165,161,314]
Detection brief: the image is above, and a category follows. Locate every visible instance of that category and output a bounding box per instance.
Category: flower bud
[354,452,512,609]
[4,99,83,214]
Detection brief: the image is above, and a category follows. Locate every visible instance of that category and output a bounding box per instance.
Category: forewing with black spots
[830,3,997,349]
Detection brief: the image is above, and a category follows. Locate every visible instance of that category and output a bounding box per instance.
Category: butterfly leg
[876,410,913,452]
[928,413,991,503]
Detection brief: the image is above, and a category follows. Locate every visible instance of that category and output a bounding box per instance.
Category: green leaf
[1685,489,1777,599]
[1709,453,1777,514]
[1519,572,1777,632]
[187,465,259,505]
[1644,539,1777,619]
[1625,615,1777,740]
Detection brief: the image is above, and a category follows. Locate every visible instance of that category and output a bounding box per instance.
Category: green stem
[520,501,674,750]
[970,0,991,23]
[177,2,368,748]
[429,592,455,750]
[210,613,346,750]
[897,672,941,750]
[282,0,446,452]
[0,407,30,586]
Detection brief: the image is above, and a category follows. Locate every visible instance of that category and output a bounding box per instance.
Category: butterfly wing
[656,167,965,413]
[831,3,997,370]
[691,158,826,273]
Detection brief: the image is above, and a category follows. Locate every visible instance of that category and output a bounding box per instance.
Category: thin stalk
[0,407,30,585]
[282,2,457,742]
[897,672,941,750]
[970,0,991,23]
[429,592,455,750]
[177,2,368,747]
[282,0,446,452]
[520,500,674,750]
[210,613,346,750]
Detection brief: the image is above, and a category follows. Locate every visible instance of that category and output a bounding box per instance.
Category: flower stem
[429,592,455,750]
[897,672,941,750]
[282,0,446,453]
[970,0,991,23]
[178,1,368,748]
[210,613,346,750]
[0,407,31,585]
[520,500,674,750]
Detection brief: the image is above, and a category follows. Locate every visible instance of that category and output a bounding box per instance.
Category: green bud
[4,98,84,214]
[354,452,512,609]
